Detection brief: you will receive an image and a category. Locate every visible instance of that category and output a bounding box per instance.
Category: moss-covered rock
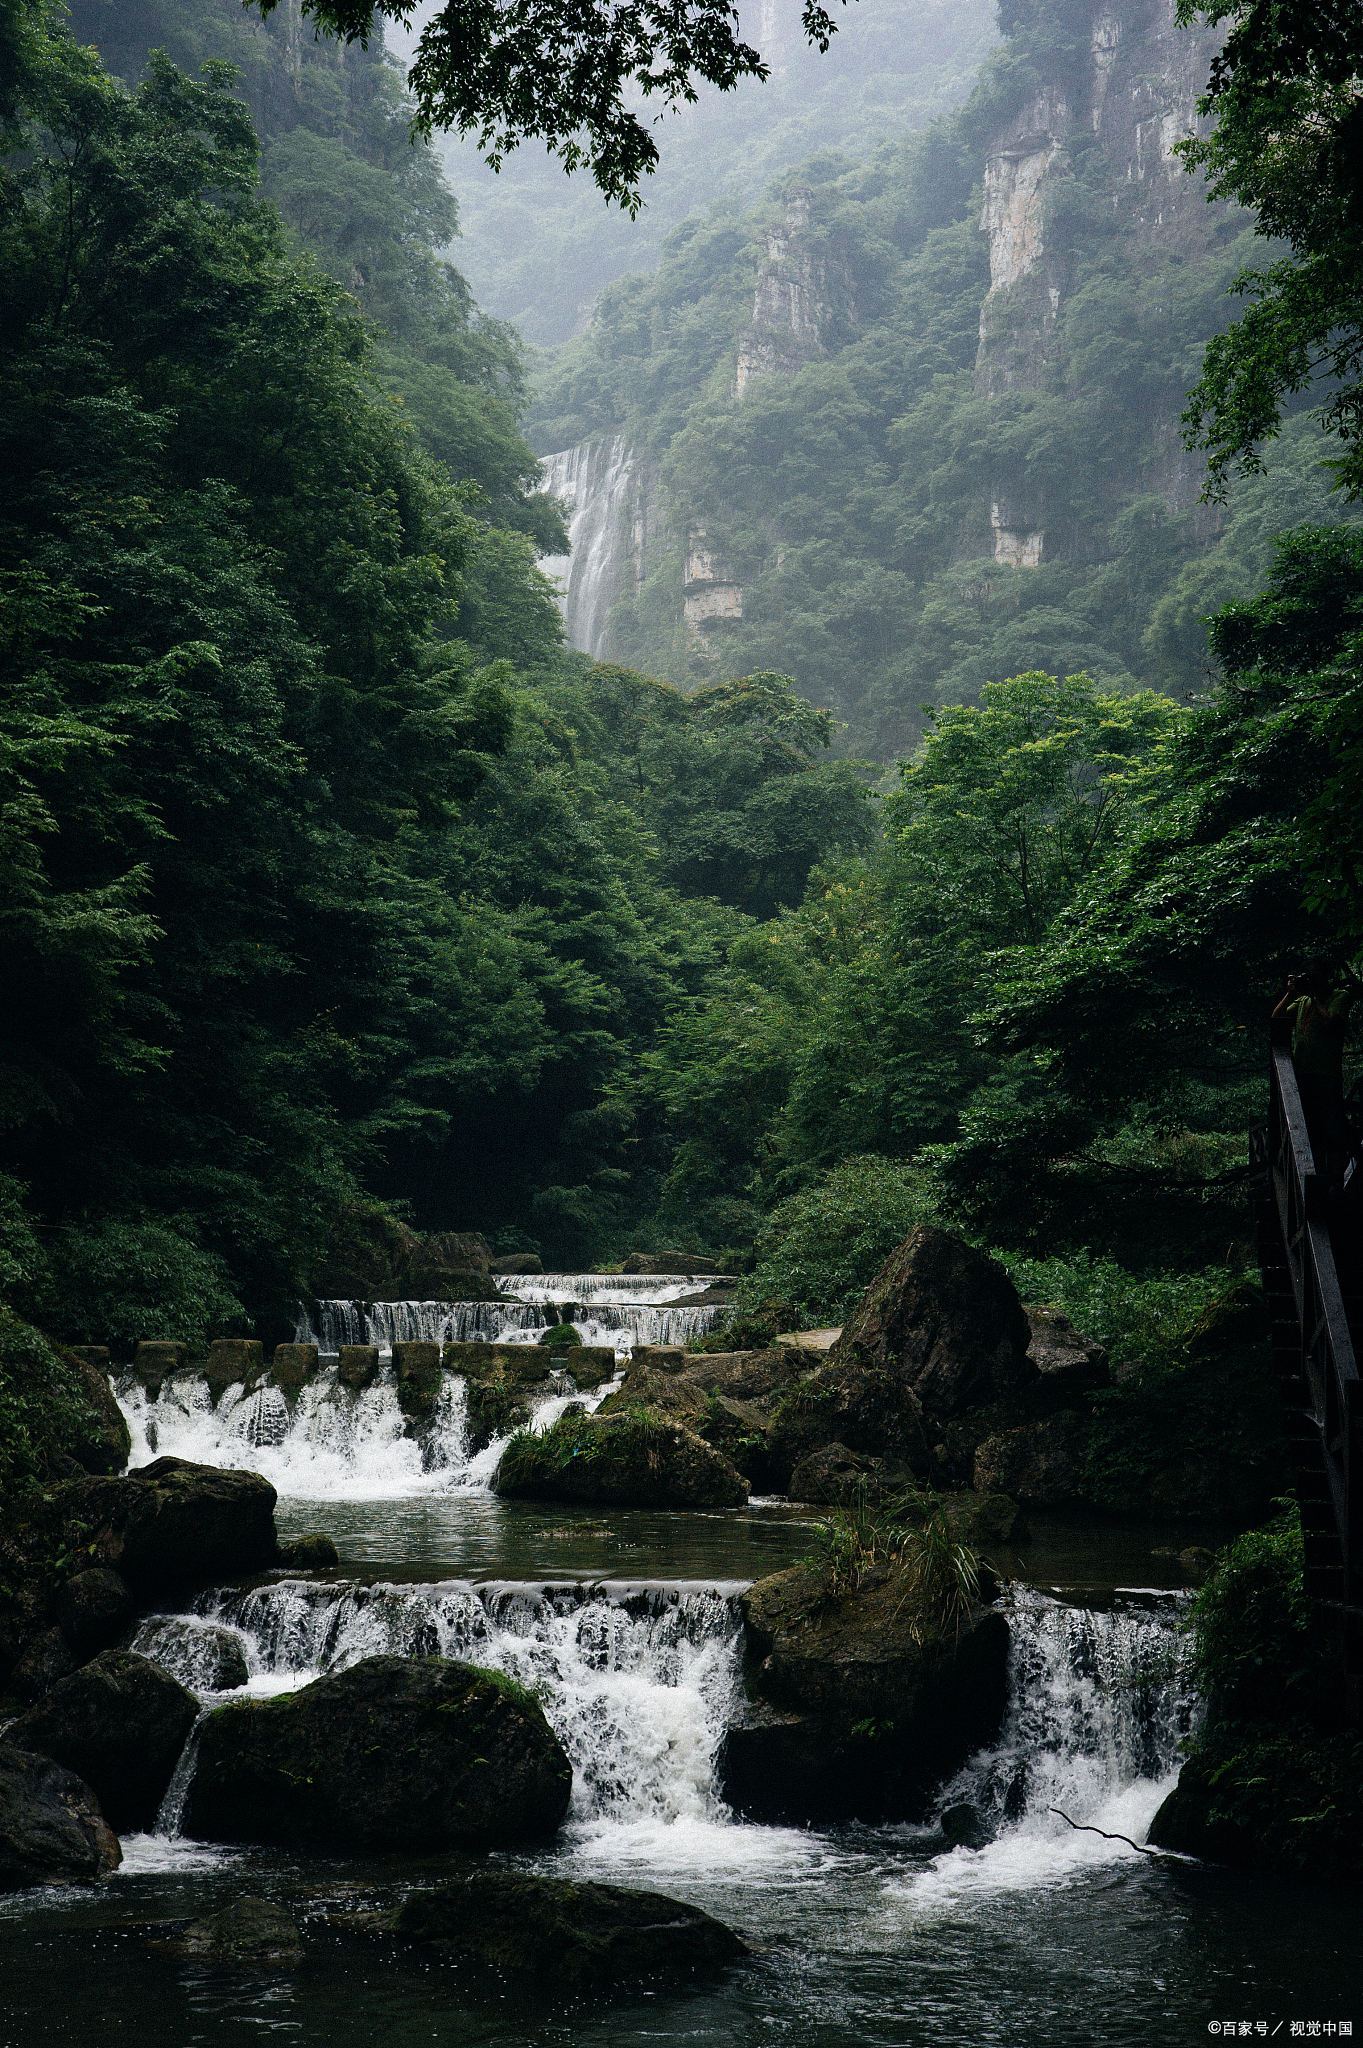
[132,1341,186,1398]
[392,1341,442,1421]
[391,1872,748,1991]
[442,1340,616,1390]
[276,1532,338,1571]
[465,1370,532,1453]
[60,1456,279,1593]
[336,1344,380,1390]
[8,1648,199,1832]
[494,1408,748,1510]
[205,1339,264,1404]
[1148,1723,1363,1883]
[972,1413,1089,1506]
[267,1344,319,1397]
[172,1896,304,1961]
[767,1355,934,1488]
[185,1655,571,1851]
[719,1558,1009,1822]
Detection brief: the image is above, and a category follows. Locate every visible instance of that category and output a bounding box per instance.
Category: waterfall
[136,1578,1193,1885]
[539,436,635,656]
[296,1272,733,1357]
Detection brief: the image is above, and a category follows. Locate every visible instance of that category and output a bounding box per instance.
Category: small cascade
[296,1271,733,1360]
[538,436,635,656]
[193,1577,746,1837]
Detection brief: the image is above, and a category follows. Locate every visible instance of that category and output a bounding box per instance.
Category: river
[1,1276,1358,2042]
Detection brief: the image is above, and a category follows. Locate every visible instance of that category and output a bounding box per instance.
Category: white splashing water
[300,1272,731,1358]
[892,1591,1198,1906]
[131,1578,1194,1895]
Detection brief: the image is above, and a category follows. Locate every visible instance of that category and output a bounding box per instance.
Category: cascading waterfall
[132,1576,1195,1889]
[114,1272,731,1496]
[538,436,635,657]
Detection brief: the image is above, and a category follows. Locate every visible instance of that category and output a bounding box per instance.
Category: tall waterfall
[539,435,635,656]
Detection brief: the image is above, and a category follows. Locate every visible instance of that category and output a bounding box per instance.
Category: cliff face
[976,0,1228,562]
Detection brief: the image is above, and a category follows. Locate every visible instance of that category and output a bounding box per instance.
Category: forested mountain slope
[530,0,1358,757]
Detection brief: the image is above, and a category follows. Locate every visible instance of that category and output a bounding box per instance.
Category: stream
[1,1274,1358,2043]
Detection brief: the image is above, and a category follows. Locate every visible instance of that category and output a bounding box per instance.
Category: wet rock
[947,1492,1029,1547]
[766,1353,934,1489]
[61,1347,131,1474]
[787,1441,919,1506]
[276,1533,339,1571]
[8,1627,78,1706]
[444,1341,615,1391]
[972,1413,1089,1507]
[268,1344,319,1396]
[205,1339,265,1403]
[464,1371,532,1454]
[134,1616,250,1692]
[0,1744,121,1889]
[1021,1305,1109,1416]
[133,1341,187,1399]
[941,1801,989,1850]
[720,1560,1009,1822]
[60,1456,279,1592]
[489,1252,543,1275]
[392,1872,748,1991]
[8,1648,199,1832]
[186,1655,572,1852]
[393,1341,442,1421]
[697,1394,780,1489]
[336,1344,380,1390]
[834,1227,1036,1433]
[173,1896,304,1961]
[1177,1545,1217,1584]
[55,1568,134,1656]
[493,1409,748,1510]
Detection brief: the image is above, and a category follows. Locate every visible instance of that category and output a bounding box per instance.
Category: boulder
[766,1352,934,1488]
[494,1409,748,1510]
[973,1413,1088,1506]
[171,1895,304,1961]
[0,1744,121,1890]
[1021,1305,1109,1416]
[276,1533,339,1571]
[134,1616,250,1692]
[185,1655,572,1851]
[55,1568,134,1656]
[832,1225,1036,1442]
[132,1340,187,1399]
[489,1252,543,1275]
[620,1252,719,1276]
[392,1341,442,1422]
[464,1371,532,1454]
[941,1801,989,1850]
[62,1349,131,1474]
[8,1648,200,1832]
[7,1627,78,1706]
[414,1231,493,1276]
[336,1344,380,1390]
[205,1339,264,1403]
[268,1344,319,1396]
[719,1559,1009,1822]
[787,1442,919,1506]
[392,1873,748,1991]
[61,1456,279,1592]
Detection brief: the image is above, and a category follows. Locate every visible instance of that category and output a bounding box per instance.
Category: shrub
[0,1306,99,1512]
[33,1216,245,1353]
[738,1156,935,1323]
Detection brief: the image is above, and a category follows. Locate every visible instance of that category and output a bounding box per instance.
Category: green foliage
[0,1306,99,1511]
[806,1480,980,1640]
[738,1156,935,1323]
[537,1324,582,1348]
[34,1219,245,1353]
[1190,1503,1330,1721]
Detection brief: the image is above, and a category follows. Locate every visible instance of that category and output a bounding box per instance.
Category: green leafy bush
[738,1156,935,1323]
[34,1218,245,1354]
[0,1307,99,1512]
[1190,1504,1332,1723]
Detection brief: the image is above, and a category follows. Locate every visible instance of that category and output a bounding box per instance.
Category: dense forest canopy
[0,0,1360,1366]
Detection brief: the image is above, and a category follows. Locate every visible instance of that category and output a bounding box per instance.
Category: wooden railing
[1263,1018,1362,1721]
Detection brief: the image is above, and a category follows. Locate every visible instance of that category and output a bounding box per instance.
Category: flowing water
[1,1273,1359,2041]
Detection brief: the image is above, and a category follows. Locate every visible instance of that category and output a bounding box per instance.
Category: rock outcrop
[134,1616,250,1692]
[0,1745,121,1889]
[719,1559,1009,1822]
[168,1896,304,1961]
[64,1457,278,1592]
[493,1409,748,1510]
[54,1569,135,1657]
[185,1655,572,1851]
[8,1649,200,1832]
[391,1873,748,1992]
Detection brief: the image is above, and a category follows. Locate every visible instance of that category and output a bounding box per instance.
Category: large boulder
[391,1873,748,1991]
[972,1413,1089,1506]
[185,1655,572,1851]
[493,1409,748,1510]
[718,1559,1009,1822]
[61,1347,131,1474]
[766,1354,934,1488]
[60,1456,278,1592]
[55,1568,135,1656]
[8,1648,200,1832]
[133,1616,251,1692]
[1021,1306,1108,1415]
[833,1227,1036,1435]
[0,1744,121,1889]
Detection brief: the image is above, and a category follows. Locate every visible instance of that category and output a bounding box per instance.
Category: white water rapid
[539,436,635,656]
[127,1579,1195,1894]
[114,1272,730,1498]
